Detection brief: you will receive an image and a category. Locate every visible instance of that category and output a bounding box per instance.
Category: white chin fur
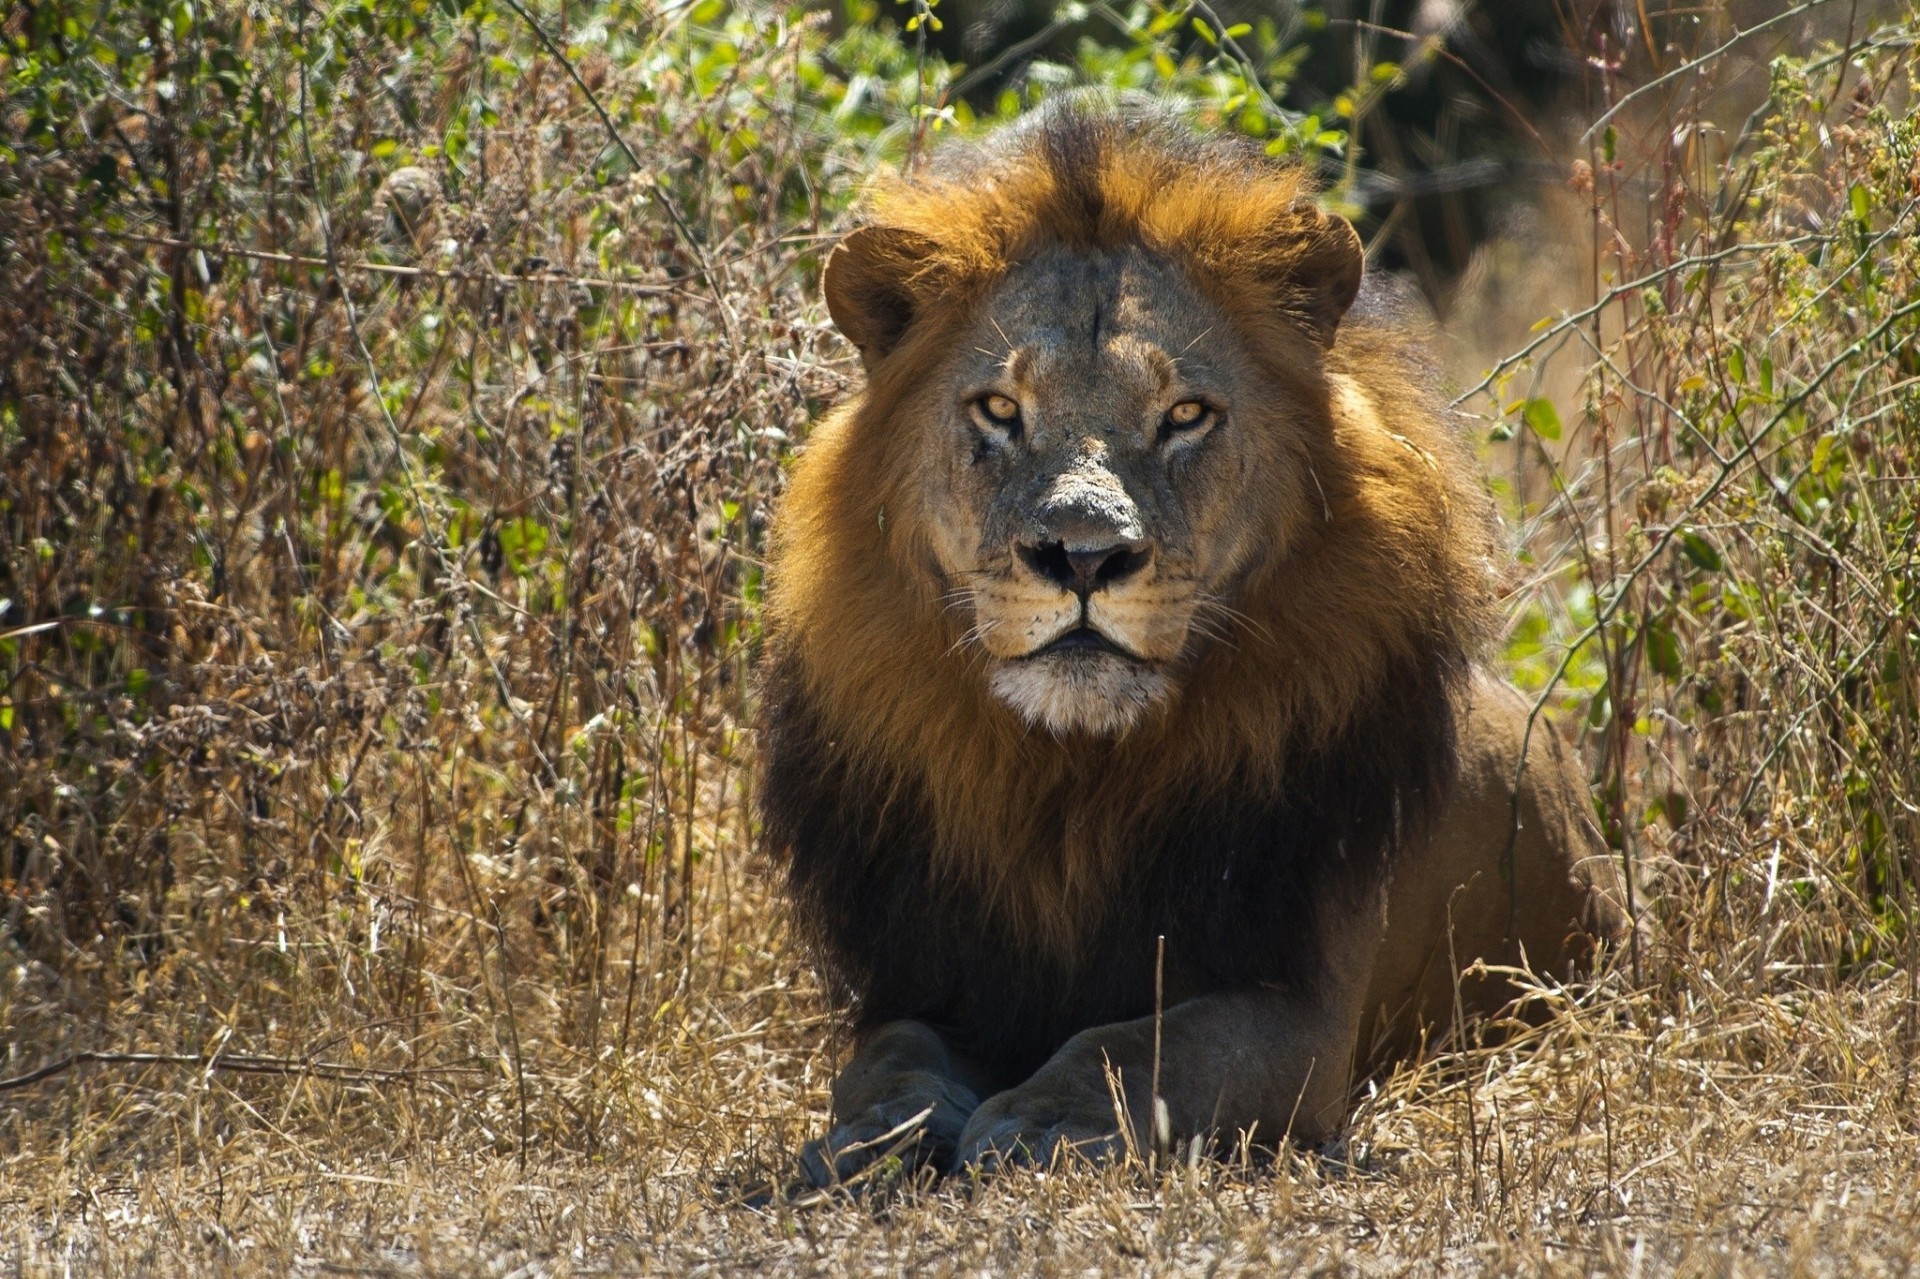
[988,654,1169,736]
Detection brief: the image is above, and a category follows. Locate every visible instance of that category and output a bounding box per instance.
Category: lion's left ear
[1273,204,1364,348]
[823,225,939,371]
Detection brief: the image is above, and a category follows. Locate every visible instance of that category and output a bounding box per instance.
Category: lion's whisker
[1184,611,1239,650]
[988,316,1017,360]
[946,616,1001,660]
[1194,595,1274,648]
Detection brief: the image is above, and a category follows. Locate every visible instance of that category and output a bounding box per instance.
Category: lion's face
[812,113,1368,741]
[910,247,1319,736]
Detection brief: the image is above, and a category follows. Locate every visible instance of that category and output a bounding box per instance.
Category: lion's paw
[799,1094,974,1188]
[953,1091,1127,1174]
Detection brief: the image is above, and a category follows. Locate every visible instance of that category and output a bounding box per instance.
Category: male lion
[759,96,1628,1183]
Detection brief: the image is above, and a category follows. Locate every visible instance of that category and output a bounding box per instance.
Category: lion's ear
[1275,204,1364,348]
[823,226,938,370]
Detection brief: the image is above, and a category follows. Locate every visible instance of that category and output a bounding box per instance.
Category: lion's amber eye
[979,394,1021,425]
[1163,400,1212,437]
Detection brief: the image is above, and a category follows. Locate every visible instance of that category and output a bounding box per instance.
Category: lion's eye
[980,394,1021,425]
[1161,400,1213,441]
[970,394,1024,443]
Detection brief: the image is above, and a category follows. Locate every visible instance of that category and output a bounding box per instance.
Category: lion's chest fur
[760,653,1457,1088]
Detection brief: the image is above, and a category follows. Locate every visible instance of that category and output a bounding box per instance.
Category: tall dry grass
[3,1,1918,1273]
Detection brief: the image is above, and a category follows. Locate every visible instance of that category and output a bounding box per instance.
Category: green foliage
[1484,28,1920,974]
[1003,3,1347,161]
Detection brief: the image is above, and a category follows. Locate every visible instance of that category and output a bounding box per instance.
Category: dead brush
[0,0,847,1182]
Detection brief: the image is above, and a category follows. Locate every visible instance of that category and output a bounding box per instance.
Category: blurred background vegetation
[2,0,1918,1269]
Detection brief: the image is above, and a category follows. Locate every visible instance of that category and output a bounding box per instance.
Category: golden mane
[762,102,1498,949]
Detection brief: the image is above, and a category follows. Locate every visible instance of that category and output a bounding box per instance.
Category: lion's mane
[759,101,1501,1083]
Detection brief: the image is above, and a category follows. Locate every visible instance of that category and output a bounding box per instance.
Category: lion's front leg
[800,1020,985,1187]
[948,1033,1138,1170]
[955,919,1383,1172]
[952,989,1358,1171]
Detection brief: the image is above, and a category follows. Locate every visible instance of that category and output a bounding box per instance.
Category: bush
[1479,30,1920,987]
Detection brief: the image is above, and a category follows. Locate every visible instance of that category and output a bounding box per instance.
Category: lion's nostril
[1018,540,1150,594]
[1090,545,1150,587]
[1018,540,1077,589]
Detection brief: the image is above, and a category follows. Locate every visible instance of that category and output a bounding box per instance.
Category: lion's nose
[1018,539,1152,595]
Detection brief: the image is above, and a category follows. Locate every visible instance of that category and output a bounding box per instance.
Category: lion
[758,95,1629,1183]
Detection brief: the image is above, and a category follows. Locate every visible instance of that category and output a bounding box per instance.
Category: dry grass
[4,1,1919,1274]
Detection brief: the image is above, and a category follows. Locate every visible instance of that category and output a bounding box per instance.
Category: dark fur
[761,646,1459,1086]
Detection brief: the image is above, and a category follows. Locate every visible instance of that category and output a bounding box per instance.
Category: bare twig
[102,231,698,296]
[0,1051,483,1095]
[1580,0,1841,143]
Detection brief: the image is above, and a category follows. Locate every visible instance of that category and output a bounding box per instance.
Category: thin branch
[1580,0,1841,144]
[497,0,740,349]
[1504,291,1920,882]
[103,231,701,297]
[295,0,537,1165]
[940,10,1085,104]
[0,1051,483,1095]
[1450,232,1834,412]
[497,0,644,172]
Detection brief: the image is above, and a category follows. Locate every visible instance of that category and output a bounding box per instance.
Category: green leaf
[497,517,550,576]
[1810,432,1844,476]
[1679,530,1723,572]
[1645,617,1682,678]
[1646,790,1688,828]
[1850,182,1870,225]
[1522,398,1562,441]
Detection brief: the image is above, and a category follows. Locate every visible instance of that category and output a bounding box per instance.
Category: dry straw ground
[4,1,1919,1273]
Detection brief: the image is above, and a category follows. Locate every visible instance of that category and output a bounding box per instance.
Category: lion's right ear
[1275,204,1364,348]
[823,226,937,370]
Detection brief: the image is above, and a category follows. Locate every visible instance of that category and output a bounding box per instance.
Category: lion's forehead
[980,249,1228,404]
[943,250,1248,553]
